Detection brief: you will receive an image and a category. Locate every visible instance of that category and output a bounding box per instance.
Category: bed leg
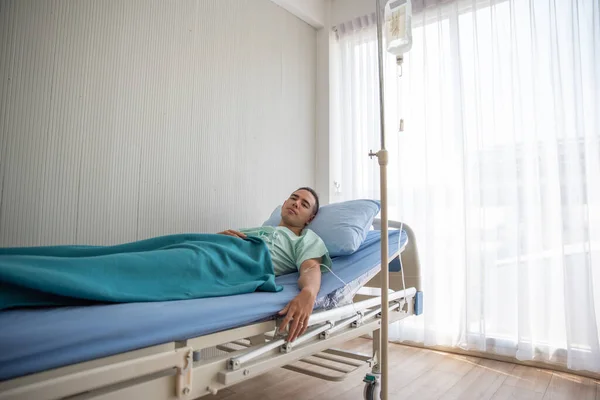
[362,330,383,400]
[372,328,380,367]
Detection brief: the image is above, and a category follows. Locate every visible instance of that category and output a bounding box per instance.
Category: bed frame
[0,220,422,400]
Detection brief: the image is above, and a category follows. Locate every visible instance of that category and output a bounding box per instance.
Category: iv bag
[384,0,412,57]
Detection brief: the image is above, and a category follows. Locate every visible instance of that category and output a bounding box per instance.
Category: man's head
[280,187,320,230]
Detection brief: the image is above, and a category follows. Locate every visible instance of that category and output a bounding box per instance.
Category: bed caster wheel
[363,372,381,400]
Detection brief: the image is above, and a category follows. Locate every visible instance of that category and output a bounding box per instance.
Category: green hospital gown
[239,226,332,276]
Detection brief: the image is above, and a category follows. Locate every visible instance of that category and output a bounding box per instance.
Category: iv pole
[371,0,390,398]
[364,1,410,398]
[370,0,413,396]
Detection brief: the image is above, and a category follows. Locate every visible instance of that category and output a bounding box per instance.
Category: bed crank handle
[176,349,193,398]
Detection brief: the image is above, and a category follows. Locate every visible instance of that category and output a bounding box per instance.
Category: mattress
[0,229,407,381]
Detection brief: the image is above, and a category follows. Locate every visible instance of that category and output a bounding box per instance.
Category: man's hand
[278,288,316,342]
[218,230,247,239]
[278,258,322,342]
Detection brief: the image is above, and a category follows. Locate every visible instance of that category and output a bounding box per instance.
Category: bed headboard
[372,218,423,293]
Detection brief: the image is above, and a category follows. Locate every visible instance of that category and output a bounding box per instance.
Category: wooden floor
[208,338,600,400]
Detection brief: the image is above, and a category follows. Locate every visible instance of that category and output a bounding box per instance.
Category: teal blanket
[0,234,282,310]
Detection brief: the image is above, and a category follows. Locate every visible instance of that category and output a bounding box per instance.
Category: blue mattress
[0,229,406,381]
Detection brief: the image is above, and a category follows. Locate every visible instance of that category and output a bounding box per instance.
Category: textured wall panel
[0,0,316,246]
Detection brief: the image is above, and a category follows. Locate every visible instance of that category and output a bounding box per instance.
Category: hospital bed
[0,219,422,400]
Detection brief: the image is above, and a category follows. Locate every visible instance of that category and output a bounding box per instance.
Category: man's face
[280,189,317,228]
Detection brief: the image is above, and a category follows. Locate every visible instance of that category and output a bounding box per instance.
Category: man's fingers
[299,318,309,337]
[218,230,246,239]
[278,302,313,341]
[288,318,301,342]
[298,319,310,341]
[278,304,289,315]
[279,313,293,333]
[288,313,310,342]
[280,306,299,337]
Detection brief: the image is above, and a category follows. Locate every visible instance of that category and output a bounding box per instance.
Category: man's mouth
[287,208,298,215]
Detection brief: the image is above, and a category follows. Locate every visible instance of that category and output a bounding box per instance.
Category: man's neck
[279,222,302,236]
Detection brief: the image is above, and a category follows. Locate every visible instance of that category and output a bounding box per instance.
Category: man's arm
[278,258,322,342]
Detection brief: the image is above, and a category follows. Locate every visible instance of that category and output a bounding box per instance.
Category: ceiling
[269,0,327,29]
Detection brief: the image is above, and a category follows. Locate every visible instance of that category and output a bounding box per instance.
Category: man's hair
[295,187,320,217]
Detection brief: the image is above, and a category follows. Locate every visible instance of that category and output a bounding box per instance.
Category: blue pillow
[262,199,381,257]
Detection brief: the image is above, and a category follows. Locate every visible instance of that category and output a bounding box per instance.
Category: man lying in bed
[218,187,332,342]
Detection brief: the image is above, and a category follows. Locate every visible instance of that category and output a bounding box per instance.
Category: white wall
[267,0,332,203]
[0,0,317,247]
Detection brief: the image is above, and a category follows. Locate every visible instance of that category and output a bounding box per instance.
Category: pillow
[262,199,381,257]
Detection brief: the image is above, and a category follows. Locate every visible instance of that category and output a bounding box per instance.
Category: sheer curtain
[331,0,600,373]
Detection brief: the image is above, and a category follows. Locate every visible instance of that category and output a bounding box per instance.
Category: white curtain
[331,0,600,374]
